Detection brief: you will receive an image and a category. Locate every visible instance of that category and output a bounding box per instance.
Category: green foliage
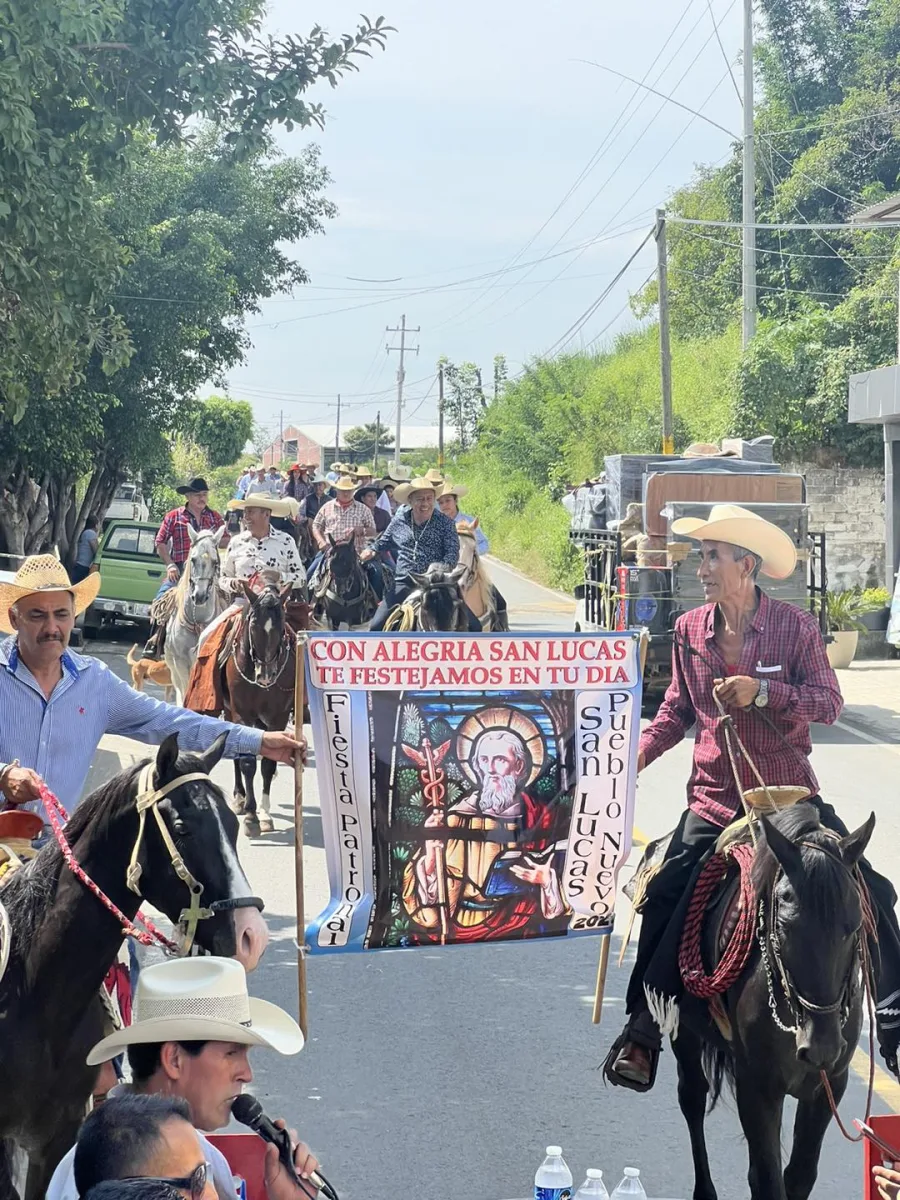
[439,357,487,452]
[0,3,392,421]
[344,421,394,463]
[861,586,890,607]
[826,586,882,631]
[191,395,254,468]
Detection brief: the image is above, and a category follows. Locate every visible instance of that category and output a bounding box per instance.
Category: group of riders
[141,460,504,662]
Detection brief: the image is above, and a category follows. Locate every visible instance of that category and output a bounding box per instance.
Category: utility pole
[437,364,445,473]
[655,209,675,456]
[741,0,756,348]
[386,314,420,469]
[334,394,341,467]
[373,410,381,472]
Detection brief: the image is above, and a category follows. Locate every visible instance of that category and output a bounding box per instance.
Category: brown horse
[456,520,508,631]
[0,734,268,1200]
[223,579,306,836]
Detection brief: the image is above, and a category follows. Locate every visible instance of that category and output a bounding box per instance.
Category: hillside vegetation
[452,0,900,588]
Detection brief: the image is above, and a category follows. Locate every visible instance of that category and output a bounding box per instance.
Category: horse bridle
[127,764,264,953]
[757,837,866,1034]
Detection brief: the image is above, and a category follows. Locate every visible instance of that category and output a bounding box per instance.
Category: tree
[0,130,338,559]
[439,357,487,452]
[0,4,391,421]
[191,396,254,468]
[344,421,394,463]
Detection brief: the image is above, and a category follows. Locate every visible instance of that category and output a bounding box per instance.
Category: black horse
[314,535,377,630]
[386,564,470,631]
[0,733,268,1200]
[671,803,875,1200]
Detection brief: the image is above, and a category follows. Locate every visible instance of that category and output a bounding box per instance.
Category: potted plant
[826,589,882,668]
[859,587,891,632]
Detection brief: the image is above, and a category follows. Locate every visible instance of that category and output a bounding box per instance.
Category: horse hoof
[231,794,247,815]
[243,814,261,837]
[258,813,274,834]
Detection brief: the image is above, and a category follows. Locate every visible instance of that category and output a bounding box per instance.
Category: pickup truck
[80,520,164,635]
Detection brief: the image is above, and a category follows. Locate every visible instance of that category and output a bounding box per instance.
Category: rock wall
[789,463,886,590]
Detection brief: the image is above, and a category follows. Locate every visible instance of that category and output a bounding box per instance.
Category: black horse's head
[241,578,291,686]
[409,563,467,631]
[127,733,268,969]
[756,803,875,1071]
[328,533,360,580]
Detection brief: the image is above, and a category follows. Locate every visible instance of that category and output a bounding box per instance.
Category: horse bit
[127,763,264,953]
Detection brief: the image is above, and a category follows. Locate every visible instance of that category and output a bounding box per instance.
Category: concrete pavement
[81,563,900,1200]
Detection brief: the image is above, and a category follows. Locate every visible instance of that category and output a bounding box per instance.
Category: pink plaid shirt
[641,591,843,827]
[313,498,376,553]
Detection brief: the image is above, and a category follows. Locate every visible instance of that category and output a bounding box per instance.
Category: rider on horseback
[604,505,900,1089]
[437,480,508,622]
[308,475,383,599]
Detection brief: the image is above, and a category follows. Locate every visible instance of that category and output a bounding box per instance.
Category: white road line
[835,717,900,757]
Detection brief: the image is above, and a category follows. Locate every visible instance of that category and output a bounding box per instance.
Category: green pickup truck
[80,520,164,635]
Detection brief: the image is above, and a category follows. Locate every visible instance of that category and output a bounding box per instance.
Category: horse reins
[41,766,264,956]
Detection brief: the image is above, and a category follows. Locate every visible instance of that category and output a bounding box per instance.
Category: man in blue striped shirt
[0,556,303,819]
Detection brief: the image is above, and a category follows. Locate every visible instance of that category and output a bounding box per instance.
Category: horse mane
[3,761,146,945]
[751,801,852,920]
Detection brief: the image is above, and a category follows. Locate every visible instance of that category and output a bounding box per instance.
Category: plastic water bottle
[610,1168,647,1199]
[575,1169,610,1200]
[534,1146,574,1200]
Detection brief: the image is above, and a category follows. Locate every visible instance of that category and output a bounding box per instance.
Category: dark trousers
[627,798,900,1031]
[369,580,482,633]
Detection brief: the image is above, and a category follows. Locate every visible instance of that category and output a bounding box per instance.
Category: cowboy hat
[354,465,373,477]
[87,958,304,1065]
[175,477,211,495]
[382,465,412,483]
[0,555,101,634]
[670,503,797,579]
[393,476,438,505]
[332,475,359,493]
[307,471,329,485]
[423,468,445,485]
[682,442,736,459]
[354,480,380,498]
[228,493,293,518]
[437,479,468,500]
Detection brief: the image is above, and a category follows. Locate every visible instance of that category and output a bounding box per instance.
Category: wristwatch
[754,678,769,708]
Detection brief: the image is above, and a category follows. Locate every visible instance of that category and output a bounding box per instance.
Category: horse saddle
[0,810,43,888]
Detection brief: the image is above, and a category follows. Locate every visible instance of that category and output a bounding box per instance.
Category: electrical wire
[706,0,741,102]
[669,217,900,229]
[678,228,894,260]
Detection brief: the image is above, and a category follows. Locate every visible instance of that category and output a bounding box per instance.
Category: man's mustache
[38,633,63,642]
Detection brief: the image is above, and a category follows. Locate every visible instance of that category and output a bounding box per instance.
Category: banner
[305,633,642,953]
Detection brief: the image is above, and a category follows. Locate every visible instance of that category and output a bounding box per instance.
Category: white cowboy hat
[670,503,797,580]
[382,465,412,483]
[228,493,293,518]
[0,554,101,635]
[86,958,304,1065]
[423,468,445,485]
[332,475,359,493]
[437,480,468,500]
[393,476,438,505]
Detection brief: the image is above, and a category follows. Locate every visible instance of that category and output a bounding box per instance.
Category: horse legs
[240,755,260,837]
[783,1071,848,1200]
[672,1031,718,1200]
[258,757,277,834]
[0,1141,19,1200]
[231,758,248,815]
[735,1072,787,1200]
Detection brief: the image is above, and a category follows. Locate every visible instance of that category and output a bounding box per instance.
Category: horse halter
[127,764,264,953]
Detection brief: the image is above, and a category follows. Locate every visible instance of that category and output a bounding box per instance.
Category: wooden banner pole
[293,632,308,1039]
[591,632,648,1026]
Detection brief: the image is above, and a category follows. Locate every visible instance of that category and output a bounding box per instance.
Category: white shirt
[46,1089,237,1200]
[244,478,273,497]
[220,527,306,595]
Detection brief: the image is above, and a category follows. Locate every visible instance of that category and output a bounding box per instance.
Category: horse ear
[187,524,200,545]
[448,563,466,583]
[156,734,180,783]
[328,533,336,548]
[472,517,479,529]
[839,812,876,868]
[241,579,256,605]
[410,571,428,588]
[213,524,227,546]
[198,733,227,775]
[759,814,803,881]
[279,582,292,604]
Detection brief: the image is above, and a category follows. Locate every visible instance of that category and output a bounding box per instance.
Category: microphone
[231,1094,337,1200]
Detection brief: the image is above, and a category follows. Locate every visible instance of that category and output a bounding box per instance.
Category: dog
[126,644,176,703]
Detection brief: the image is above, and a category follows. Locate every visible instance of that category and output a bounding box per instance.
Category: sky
[225,0,746,447]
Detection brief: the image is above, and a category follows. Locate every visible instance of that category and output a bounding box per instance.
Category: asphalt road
[86,559,900,1200]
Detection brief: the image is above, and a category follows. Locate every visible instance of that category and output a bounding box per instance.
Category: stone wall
[789,463,885,590]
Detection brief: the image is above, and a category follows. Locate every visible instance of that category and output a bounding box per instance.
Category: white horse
[164,526,226,701]
[456,520,508,631]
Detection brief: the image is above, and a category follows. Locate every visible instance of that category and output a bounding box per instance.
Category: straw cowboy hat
[682,442,736,459]
[437,479,469,500]
[0,555,101,635]
[332,475,359,493]
[354,465,374,478]
[671,503,797,580]
[423,468,445,485]
[228,493,293,518]
[87,958,304,1065]
[382,465,412,483]
[393,476,439,505]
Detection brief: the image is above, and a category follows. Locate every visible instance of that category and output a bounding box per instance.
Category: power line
[706,0,741,103]
[670,217,900,229]
[679,228,895,260]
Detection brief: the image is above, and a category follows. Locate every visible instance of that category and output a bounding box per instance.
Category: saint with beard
[401,728,569,942]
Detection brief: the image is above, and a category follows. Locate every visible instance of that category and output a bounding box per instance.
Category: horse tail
[700,1042,733,1110]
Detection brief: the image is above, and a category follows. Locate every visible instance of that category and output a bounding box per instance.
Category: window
[106,527,157,556]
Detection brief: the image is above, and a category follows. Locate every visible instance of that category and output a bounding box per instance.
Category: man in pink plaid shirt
[605,505,900,1091]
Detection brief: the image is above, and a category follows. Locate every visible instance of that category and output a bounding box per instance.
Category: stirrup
[601,1028,661,1094]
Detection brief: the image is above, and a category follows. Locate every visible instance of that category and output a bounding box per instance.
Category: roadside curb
[837,705,900,751]
[482,554,575,606]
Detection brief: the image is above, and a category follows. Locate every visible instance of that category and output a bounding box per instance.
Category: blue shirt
[75,527,98,567]
[0,637,262,818]
[456,511,489,556]
[372,508,460,583]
